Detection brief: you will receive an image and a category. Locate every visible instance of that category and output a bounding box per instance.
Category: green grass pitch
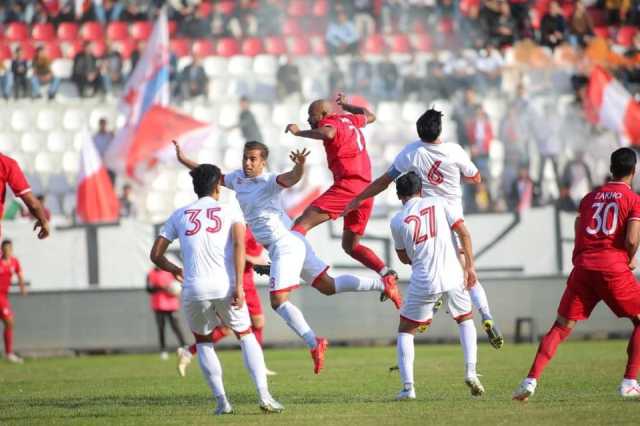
[1,341,638,425]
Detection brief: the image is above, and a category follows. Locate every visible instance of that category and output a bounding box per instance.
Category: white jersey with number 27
[390,196,464,294]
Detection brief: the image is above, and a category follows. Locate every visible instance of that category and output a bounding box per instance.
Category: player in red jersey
[285,93,401,308]
[0,240,26,363]
[513,147,640,401]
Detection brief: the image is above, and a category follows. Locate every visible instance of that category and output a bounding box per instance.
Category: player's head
[416,108,443,143]
[395,171,422,203]
[610,147,637,181]
[1,240,12,257]
[307,99,332,129]
[243,141,269,177]
[190,164,222,199]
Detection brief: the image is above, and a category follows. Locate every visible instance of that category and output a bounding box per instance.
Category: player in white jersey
[173,140,398,375]
[150,164,283,415]
[390,172,484,400]
[343,108,504,349]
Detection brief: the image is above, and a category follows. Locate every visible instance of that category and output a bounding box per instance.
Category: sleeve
[454,145,479,178]
[443,202,464,230]
[230,202,245,225]
[269,173,287,192]
[390,216,406,250]
[346,113,367,128]
[13,259,21,274]
[629,195,640,221]
[387,149,408,179]
[159,213,179,242]
[5,158,31,196]
[223,170,236,190]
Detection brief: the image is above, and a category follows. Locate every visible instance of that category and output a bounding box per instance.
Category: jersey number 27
[404,206,436,244]
[184,208,222,236]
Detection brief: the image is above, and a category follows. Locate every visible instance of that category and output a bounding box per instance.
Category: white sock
[276,301,317,349]
[622,378,638,387]
[470,282,492,319]
[397,332,415,388]
[239,333,270,401]
[458,319,478,379]
[379,266,390,276]
[196,342,226,398]
[334,274,384,293]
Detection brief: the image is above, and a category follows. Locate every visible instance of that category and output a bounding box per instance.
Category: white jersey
[390,196,464,294]
[388,141,478,209]
[160,196,244,301]
[224,169,292,246]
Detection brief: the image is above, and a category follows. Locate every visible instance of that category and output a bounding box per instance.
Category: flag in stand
[586,66,640,145]
[76,132,120,223]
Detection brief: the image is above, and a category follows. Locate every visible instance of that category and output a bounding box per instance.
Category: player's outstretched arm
[285,123,336,141]
[17,270,26,296]
[462,173,482,184]
[231,223,246,308]
[625,220,640,267]
[173,140,200,170]
[342,172,394,216]
[21,192,49,239]
[276,148,310,188]
[452,222,477,289]
[150,237,184,282]
[336,92,376,124]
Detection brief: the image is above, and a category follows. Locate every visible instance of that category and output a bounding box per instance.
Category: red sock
[4,325,12,354]
[624,323,640,379]
[188,344,197,355]
[254,327,264,347]
[527,322,572,379]
[291,224,308,236]
[350,244,385,273]
[211,326,228,344]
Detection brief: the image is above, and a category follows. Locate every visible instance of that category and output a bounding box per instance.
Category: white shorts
[400,286,472,325]
[183,295,252,336]
[267,231,328,293]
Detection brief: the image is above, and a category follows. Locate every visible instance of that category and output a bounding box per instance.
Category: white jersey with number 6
[160,196,245,301]
[390,196,464,294]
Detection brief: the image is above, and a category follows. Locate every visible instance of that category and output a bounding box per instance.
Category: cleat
[6,353,23,364]
[214,399,234,415]
[483,319,504,349]
[310,337,328,374]
[176,347,192,377]
[465,376,485,397]
[380,270,402,310]
[512,378,537,402]
[265,367,278,376]
[259,396,285,413]
[619,381,640,399]
[396,386,416,400]
[253,264,271,276]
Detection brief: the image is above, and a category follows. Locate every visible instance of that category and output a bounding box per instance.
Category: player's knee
[270,294,287,310]
[455,313,473,323]
[555,315,576,329]
[312,274,336,295]
[251,315,265,329]
[193,332,212,343]
[341,239,355,255]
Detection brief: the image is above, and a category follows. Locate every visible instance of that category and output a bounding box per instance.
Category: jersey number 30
[404,206,436,244]
[184,208,222,236]
[585,202,619,236]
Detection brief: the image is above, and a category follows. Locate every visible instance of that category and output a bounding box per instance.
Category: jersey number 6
[427,161,444,185]
[184,208,222,236]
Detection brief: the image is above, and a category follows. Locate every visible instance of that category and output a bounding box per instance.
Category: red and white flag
[76,132,120,223]
[586,66,640,145]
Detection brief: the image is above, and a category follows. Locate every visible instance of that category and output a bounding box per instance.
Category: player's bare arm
[452,222,477,288]
[342,173,394,216]
[463,173,482,184]
[395,249,412,265]
[285,124,336,141]
[625,219,640,268]
[21,192,50,239]
[276,148,310,188]
[336,93,376,124]
[231,223,246,309]
[173,140,200,171]
[17,271,26,296]
[150,237,184,283]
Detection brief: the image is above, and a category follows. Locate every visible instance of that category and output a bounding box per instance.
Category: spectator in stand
[381,0,408,33]
[326,9,361,55]
[624,0,640,25]
[98,0,126,23]
[605,0,625,25]
[121,0,149,22]
[9,47,29,99]
[99,42,124,94]
[179,56,208,100]
[465,105,493,184]
[480,0,514,48]
[226,96,263,143]
[569,0,594,47]
[175,3,210,39]
[256,0,284,36]
[558,151,593,210]
[72,42,104,98]
[276,56,302,101]
[508,165,535,213]
[93,118,116,183]
[119,184,137,218]
[475,46,504,91]
[452,87,479,147]
[426,57,452,97]
[499,107,529,199]
[349,52,373,97]
[228,0,258,38]
[508,0,531,39]
[0,61,11,100]
[329,58,347,94]
[374,53,401,100]
[531,102,562,200]
[540,1,567,49]
[403,54,426,99]
[129,41,144,75]
[31,46,60,100]
[353,0,376,38]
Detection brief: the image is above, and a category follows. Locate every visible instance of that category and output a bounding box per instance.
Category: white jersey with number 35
[160,196,245,301]
[390,196,464,294]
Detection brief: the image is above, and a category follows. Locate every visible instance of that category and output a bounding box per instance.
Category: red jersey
[243,228,262,287]
[573,181,640,272]
[0,154,30,216]
[318,113,372,183]
[147,269,180,312]
[0,257,21,296]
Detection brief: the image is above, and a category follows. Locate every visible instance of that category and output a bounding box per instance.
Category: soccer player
[284,93,401,307]
[391,172,484,400]
[151,164,283,414]
[0,239,26,363]
[343,108,503,348]
[174,140,395,374]
[513,148,640,400]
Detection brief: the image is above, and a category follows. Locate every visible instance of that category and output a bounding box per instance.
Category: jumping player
[174,140,397,374]
[513,148,640,400]
[151,164,283,414]
[391,172,484,400]
[0,240,26,364]
[285,93,400,303]
[343,109,504,348]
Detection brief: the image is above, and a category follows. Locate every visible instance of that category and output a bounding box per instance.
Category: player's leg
[244,283,265,346]
[341,198,390,275]
[621,316,640,397]
[154,311,168,359]
[167,311,186,347]
[1,311,21,363]
[291,206,331,236]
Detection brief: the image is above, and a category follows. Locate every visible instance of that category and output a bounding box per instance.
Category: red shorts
[558,267,640,320]
[0,297,13,321]
[243,281,263,317]
[310,180,373,235]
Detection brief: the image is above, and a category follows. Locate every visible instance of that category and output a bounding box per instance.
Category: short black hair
[190,164,221,198]
[244,141,269,160]
[396,171,422,198]
[2,239,12,247]
[610,148,637,179]
[416,108,443,143]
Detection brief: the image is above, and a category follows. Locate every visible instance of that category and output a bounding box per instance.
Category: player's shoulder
[390,209,405,229]
[0,153,18,171]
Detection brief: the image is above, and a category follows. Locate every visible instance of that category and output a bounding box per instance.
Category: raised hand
[289,148,310,166]
[285,123,300,135]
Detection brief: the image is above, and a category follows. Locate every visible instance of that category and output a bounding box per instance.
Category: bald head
[307,99,332,128]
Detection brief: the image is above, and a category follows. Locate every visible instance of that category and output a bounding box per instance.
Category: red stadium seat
[312,37,327,55]
[6,22,29,42]
[43,42,62,59]
[363,35,386,54]
[0,44,12,61]
[65,40,84,59]
[193,39,215,58]
[312,0,329,16]
[168,20,178,37]
[57,22,79,42]
[216,37,239,57]
[413,34,433,52]
[594,26,610,38]
[170,38,191,57]
[80,21,104,41]
[438,18,455,35]
[32,23,55,42]
[197,1,213,18]
[390,34,411,53]
[91,40,107,57]
[106,21,129,41]
[217,1,235,15]
[289,36,311,55]
[282,18,302,36]
[115,39,137,59]
[617,26,638,47]
[265,36,288,55]
[242,37,263,56]
[130,22,152,41]
[288,0,308,17]
[19,42,36,60]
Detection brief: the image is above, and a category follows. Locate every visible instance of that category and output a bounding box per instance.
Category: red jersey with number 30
[318,113,372,182]
[573,181,640,272]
